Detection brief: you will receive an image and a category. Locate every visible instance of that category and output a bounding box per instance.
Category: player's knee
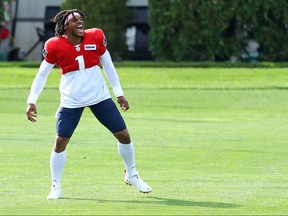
[114,129,131,144]
[54,136,70,152]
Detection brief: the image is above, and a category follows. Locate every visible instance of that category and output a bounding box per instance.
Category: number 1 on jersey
[75,55,85,70]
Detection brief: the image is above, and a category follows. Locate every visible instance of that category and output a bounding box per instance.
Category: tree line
[62,0,288,62]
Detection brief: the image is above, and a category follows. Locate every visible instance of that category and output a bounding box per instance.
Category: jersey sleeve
[95,29,107,56]
[42,39,57,64]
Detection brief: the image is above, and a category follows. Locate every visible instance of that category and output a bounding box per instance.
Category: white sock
[50,150,66,188]
[117,141,137,177]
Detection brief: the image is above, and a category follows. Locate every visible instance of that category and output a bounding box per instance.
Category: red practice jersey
[43,28,107,74]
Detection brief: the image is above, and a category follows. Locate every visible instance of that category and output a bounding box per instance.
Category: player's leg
[89,99,152,193]
[47,106,84,199]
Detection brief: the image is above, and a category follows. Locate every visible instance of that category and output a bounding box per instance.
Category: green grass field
[0,65,288,215]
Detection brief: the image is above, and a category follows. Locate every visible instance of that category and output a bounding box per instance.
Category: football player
[26,9,151,199]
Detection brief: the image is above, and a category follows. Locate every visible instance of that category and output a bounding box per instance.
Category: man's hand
[26,103,38,122]
[117,96,129,112]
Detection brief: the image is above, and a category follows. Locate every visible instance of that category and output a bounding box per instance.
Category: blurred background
[0,0,288,62]
[0,0,152,61]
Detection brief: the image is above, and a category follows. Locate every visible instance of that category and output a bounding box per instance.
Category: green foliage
[235,0,288,61]
[148,0,288,61]
[3,60,288,68]
[61,0,130,60]
[0,3,3,21]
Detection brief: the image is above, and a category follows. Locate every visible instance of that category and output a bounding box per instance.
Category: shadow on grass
[61,196,242,209]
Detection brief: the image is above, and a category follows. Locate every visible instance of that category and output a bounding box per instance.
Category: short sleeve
[96,29,107,56]
[42,40,57,64]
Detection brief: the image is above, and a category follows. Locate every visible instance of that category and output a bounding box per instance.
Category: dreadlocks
[53,9,88,37]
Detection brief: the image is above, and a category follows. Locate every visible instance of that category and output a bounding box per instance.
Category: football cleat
[46,186,62,199]
[124,170,152,193]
